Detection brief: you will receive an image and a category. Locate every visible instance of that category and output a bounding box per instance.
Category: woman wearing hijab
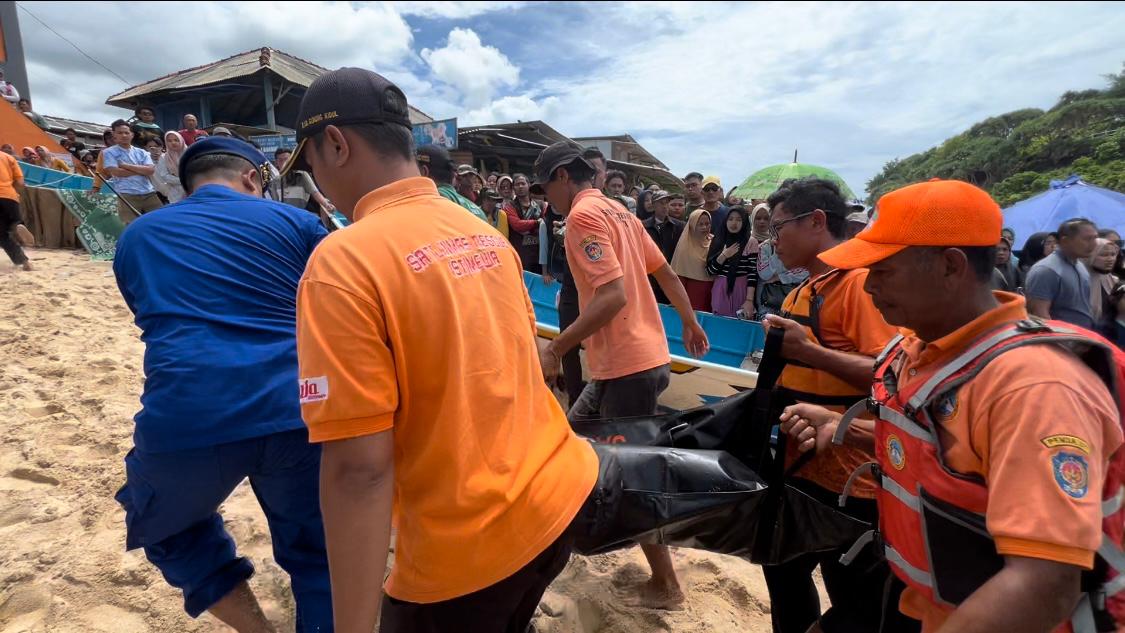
[154,131,187,203]
[706,206,759,318]
[1018,232,1058,277]
[994,236,1022,291]
[671,209,714,312]
[1086,238,1121,340]
[20,147,41,165]
[749,202,771,245]
[36,146,71,172]
[635,190,654,221]
[496,174,514,204]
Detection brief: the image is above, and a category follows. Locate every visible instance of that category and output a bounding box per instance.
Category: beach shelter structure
[105,47,432,134]
[732,161,856,202]
[1002,175,1125,250]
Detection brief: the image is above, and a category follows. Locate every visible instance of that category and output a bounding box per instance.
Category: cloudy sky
[13,1,1125,196]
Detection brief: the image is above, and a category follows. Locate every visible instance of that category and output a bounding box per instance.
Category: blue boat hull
[523,272,763,406]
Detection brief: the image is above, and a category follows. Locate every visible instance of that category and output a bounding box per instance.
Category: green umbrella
[732,162,856,202]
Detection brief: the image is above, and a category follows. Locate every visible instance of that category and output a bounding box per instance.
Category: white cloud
[421,28,520,108]
[517,1,1125,194]
[390,1,527,19]
[17,2,416,124]
[12,1,1125,196]
[461,94,561,126]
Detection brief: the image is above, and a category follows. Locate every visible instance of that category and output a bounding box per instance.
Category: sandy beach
[0,248,808,633]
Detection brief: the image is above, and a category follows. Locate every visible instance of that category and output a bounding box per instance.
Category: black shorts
[379,534,573,633]
[566,364,671,421]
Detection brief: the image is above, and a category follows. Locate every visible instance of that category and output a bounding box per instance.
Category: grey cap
[846,211,869,225]
[652,190,672,202]
[530,141,593,195]
[212,126,232,137]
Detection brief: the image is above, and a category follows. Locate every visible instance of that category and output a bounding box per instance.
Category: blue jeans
[115,428,332,631]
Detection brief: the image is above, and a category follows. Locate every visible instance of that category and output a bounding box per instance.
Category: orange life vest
[838,319,1125,632]
[776,269,868,407]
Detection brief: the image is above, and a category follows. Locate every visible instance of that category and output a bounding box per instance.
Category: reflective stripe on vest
[879,405,934,443]
[1098,539,1125,596]
[882,473,921,512]
[875,334,906,366]
[1105,488,1125,517]
[886,545,933,589]
[906,322,1080,411]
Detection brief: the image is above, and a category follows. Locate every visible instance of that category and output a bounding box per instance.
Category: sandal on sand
[14,224,34,247]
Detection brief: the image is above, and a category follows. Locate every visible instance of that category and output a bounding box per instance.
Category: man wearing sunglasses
[758,178,917,633]
[700,175,730,237]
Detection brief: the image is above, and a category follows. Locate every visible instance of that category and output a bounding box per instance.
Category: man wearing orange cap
[779,179,1125,633]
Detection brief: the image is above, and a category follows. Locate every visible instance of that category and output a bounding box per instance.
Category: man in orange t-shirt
[759,177,913,633]
[0,150,34,270]
[533,141,709,609]
[286,69,599,633]
[782,179,1122,633]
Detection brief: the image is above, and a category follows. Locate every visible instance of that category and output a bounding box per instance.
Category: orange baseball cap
[819,179,1002,269]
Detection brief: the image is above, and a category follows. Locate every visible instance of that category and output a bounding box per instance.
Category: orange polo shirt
[296,177,598,603]
[0,151,24,201]
[564,189,669,380]
[892,292,1122,631]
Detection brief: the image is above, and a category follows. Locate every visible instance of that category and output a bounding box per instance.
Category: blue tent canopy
[1003,175,1125,250]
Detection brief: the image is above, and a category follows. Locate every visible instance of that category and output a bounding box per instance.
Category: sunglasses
[703,186,720,193]
[768,211,817,239]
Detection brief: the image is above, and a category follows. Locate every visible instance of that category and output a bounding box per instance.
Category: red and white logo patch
[299,376,329,404]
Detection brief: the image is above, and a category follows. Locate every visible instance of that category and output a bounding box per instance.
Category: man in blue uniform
[112,137,332,633]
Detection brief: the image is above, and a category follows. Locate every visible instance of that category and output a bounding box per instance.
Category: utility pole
[0,1,31,101]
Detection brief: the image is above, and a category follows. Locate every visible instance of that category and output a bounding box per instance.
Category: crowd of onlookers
[1000,221,1124,343]
[2,87,1120,346]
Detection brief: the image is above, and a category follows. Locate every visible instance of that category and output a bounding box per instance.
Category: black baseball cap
[281,67,412,176]
[416,144,454,171]
[530,141,593,195]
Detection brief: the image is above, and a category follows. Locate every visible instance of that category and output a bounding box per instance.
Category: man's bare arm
[319,431,395,633]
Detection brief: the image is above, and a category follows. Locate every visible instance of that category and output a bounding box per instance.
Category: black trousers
[763,490,920,633]
[557,281,585,406]
[379,534,573,633]
[0,198,28,266]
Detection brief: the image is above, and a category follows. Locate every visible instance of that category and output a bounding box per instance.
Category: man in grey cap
[455,164,483,201]
[643,190,686,303]
[533,141,709,609]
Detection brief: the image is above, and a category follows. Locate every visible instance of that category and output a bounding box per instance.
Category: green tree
[866,63,1125,206]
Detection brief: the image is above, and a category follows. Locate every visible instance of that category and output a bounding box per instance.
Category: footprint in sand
[0,585,52,631]
[0,500,34,528]
[0,468,61,491]
[24,402,65,418]
[80,604,150,633]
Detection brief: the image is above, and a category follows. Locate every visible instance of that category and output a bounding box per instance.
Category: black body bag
[568,328,871,564]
